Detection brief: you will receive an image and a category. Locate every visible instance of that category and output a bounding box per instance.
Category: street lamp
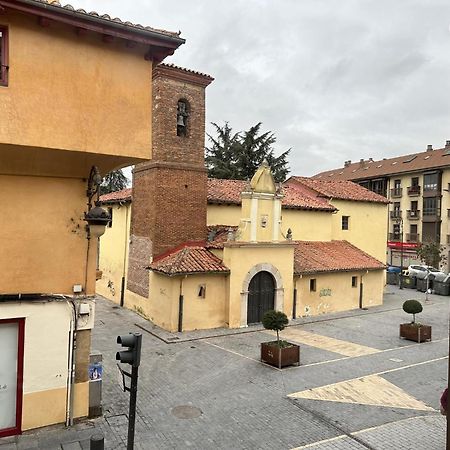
[395,217,404,289]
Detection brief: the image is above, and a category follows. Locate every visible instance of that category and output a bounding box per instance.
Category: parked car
[406,265,447,281]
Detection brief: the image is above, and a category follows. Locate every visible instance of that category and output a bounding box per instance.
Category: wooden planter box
[399,323,432,343]
[261,341,300,368]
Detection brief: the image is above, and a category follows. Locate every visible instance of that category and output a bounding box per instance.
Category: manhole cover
[171,405,202,419]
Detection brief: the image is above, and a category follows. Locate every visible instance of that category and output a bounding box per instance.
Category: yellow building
[0,0,183,436]
[98,163,387,332]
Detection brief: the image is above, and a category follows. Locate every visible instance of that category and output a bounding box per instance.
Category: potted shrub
[399,299,431,343]
[260,310,300,368]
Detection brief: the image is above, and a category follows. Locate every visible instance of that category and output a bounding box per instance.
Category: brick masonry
[127,65,213,295]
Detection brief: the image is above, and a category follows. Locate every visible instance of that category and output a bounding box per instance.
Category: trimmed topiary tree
[402,300,423,324]
[262,310,289,347]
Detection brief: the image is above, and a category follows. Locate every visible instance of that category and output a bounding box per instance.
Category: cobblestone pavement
[1,285,448,449]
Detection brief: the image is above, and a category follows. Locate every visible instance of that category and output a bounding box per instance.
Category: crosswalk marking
[288,374,434,411]
[264,328,381,357]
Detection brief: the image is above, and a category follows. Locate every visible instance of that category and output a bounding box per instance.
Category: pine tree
[206,122,290,182]
[100,169,128,195]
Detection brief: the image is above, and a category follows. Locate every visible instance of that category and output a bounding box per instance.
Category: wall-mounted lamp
[85,201,110,238]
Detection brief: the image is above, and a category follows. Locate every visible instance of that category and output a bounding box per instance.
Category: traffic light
[116,332,142,368]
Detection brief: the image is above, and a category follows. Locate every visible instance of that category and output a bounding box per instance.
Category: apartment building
[313,141,450,270]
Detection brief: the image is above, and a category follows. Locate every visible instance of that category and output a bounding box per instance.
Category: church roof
[287,177,389,204]
[294,240,385,275]
[149,244,229,276]
[207,178,336,211]
[99,188,132,204]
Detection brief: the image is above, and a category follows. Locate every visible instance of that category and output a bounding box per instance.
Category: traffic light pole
[116,332,142,450]
[127,365,139,450]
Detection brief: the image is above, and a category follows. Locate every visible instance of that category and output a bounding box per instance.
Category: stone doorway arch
[240,263,284,327]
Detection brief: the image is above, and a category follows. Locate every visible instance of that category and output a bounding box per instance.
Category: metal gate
[247,271,275,324]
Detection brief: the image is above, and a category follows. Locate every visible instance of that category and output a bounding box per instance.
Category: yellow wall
[97,203,132,302]
[0,12,152,164]
[223,243,295,328]
[207,204,241,226]
[331,200,387,262]
[282,209,333,241]
[295,270,384,317]
[0,301,91,430]
[180,275,228,331]
[0,175,97,295]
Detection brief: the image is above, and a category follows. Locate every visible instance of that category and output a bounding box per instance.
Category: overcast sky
[76,0,450,177]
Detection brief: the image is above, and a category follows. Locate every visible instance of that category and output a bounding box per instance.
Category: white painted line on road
[292,434,346,449]
[202,341,282,371]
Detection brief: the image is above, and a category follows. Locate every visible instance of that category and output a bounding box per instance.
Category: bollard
[90,434,104,450]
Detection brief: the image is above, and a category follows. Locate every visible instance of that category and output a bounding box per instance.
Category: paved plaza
[1,285,448,449]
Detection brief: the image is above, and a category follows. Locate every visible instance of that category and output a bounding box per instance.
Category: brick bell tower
[127,64,214,297]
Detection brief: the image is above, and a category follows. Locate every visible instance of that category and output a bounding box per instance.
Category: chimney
[359,158,364,167]
[344,160,351,168]
[368,157,374,162]
[427,144,433,152]
[446,140,450,148]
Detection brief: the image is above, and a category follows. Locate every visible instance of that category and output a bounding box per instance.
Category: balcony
[390,210,402,219]
[406,210,420,220]
[406,233,420,242]
[389,233,401,242]
[390,188,402,198]
[407,186,421,196]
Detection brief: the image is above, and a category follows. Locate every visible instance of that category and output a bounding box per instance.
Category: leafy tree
[206,122,290,182]
[100,169,128,195]
[205,122,241,180]
[402,300,423,324]
[415,241,446,269]
[262,310,289,347]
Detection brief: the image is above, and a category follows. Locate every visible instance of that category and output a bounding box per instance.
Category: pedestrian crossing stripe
[288,374,434,411]
[264,328,381,357]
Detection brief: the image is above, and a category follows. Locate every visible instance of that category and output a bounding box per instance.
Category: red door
[0,318,24,437]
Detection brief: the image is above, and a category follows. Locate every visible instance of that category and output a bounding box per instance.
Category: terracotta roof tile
[99,188,132,204]
[313,144,450,181]
[294,240,385,275]
[158,63,214,81]
[206,225,238,249]
[288,177,389,204]
[16,1,184,40]
[150,244,229,276]
[207,179,336,211]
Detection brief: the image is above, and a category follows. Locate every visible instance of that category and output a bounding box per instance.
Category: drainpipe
[178,277,186,332]
[292,287,297,319]
[359,270,368,309]
[66,300,78,426]
[120,203,130,307]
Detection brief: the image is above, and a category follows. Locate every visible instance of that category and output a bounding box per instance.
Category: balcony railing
[390,210,402,219]
[390,188,402,198]
[389,233,401,242]
[406,209,420,220]
[407,186,421,196]
[406,233,420,242]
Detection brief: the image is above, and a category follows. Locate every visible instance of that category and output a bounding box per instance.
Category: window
[394,179,401,189]
[423,197,439,216]
[411,177,419,187]
[423,173,439,192]
[393,224,401,240]
[309,279,316,292]
[177,99,189,136]
[342,216,349,230]
[0,26,8,86]
[352,276,358,288]
[411,201,418,212]
[198,284,206,298]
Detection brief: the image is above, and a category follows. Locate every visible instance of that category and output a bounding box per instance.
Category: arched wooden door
[247,271,275,324]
